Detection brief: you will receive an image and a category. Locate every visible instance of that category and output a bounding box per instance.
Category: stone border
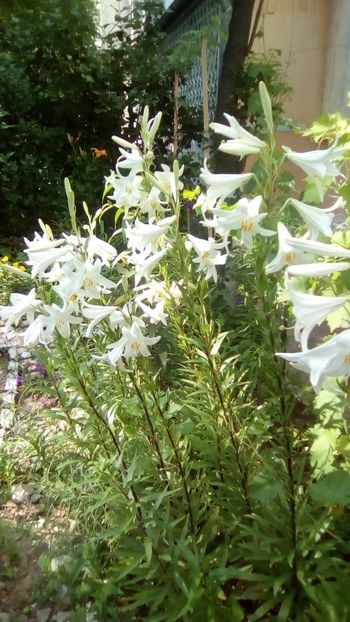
[0,324,25,444]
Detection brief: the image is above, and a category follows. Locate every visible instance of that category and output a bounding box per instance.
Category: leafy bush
[0,0,202,239]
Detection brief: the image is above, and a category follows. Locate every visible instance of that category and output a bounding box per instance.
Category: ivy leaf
[326,301,350,332]
[310,427,339,475]
[331,229,350,247]
[303,176,333,204]
[310,470,350,505]
[339,183,350,209]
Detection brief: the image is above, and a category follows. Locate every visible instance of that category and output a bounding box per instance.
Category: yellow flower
[1,256,9,263]
[183,186,200,201]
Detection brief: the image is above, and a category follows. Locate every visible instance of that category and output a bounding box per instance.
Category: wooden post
[201,34,210,134]
[173,71,180,157]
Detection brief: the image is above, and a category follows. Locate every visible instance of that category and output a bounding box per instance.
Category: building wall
[252,0,331,125]
[323,0,350,115]
[98,0,133,37]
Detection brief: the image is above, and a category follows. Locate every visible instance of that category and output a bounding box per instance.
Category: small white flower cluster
[0,109,183,367]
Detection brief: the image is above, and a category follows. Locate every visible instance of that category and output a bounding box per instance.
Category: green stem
[125,361,168,476]
[61,342,146,529]
[150,388,195,533]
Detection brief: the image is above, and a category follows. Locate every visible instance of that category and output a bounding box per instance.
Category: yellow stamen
[284,252,296,263]
[241,221,253,232]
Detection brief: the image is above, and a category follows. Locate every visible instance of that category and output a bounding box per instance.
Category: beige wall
[252,0,331,126]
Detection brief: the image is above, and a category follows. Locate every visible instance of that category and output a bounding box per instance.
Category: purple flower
[185,200,194,212]
[34,361,48,377]
[17,375,25,387]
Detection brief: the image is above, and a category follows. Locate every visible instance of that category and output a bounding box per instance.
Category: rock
[36,608,52,622]
[11,484,36,505]
[52,612,73,622]
[0,613,10,622]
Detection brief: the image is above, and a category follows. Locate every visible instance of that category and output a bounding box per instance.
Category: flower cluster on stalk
[1,86,350,393]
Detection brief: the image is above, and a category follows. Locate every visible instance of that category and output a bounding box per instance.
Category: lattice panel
[164,0,231,119]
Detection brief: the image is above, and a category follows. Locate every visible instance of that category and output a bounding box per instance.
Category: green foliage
[0,0,201,237]
[0,0,123,235]
[229,50,292,133]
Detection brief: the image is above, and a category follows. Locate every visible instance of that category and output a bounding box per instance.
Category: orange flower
[91,147,108,158]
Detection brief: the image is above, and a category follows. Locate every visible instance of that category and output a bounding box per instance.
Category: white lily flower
[54,258,117,303]
[277,329,350,392]
[105,322,160,365]
[0,288,42,329]
[116,147,144,174]
[286,236,350,258]
[45,304,82,339]
[154,164,183,200]
[283,140,346,178]
[186,235,227,282]
[23,315,52,347]
[111,135,137,151]
[265,223,311,274]
[285,276,350,350]
[200,163,253,205]
[283,140,346,200]
[168,280,183,302]
[203,196,275,248]
[210,113,266,157]
[289,197,342,240]
[63,234,118,266]
[125,216,175,255]
[23,304,81,347]
[129,248,167,284]
[137,299,168,325]
[140,187,166,220]
[26,245,73,279]
[288,262,350,277]
[24,231,65,253]
[107,172,143,212]
[134,279,167,304]
[85,235,118,264]
[82,303,124,337]
[141,109,162,148]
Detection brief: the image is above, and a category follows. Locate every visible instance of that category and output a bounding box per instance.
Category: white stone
[52,610,72,622]
[36,608,52,622]
[11,483,36,504]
